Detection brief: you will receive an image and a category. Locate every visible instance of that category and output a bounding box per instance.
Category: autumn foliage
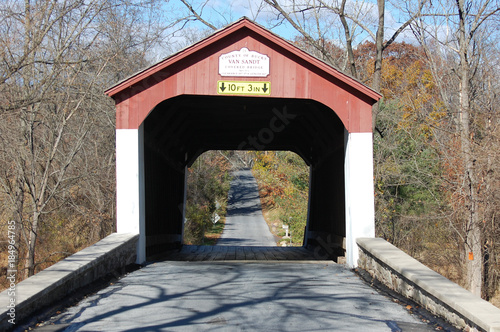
[183,151,232,245]
[361,40,500,302]
[252,151,309,246]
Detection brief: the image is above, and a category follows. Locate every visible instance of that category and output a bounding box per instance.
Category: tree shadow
[51,262,424,331]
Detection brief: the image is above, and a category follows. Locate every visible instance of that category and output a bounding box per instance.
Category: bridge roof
[105,17,380,133]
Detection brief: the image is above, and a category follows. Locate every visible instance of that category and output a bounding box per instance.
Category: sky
[161,0,417,50]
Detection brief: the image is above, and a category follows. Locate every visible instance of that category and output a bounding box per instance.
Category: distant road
[217,169,276,246]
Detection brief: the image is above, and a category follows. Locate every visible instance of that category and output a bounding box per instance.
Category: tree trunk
[456,0,482,296]
[372,0,385,132]
[339,0,357,78]
[25,211,39,278]
[11,181,25,277]
[460,82,482,296]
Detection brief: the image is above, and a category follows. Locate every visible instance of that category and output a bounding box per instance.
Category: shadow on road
[44,261,435,332]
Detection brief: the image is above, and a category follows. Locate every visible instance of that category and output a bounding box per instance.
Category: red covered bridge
[105,18,381,266]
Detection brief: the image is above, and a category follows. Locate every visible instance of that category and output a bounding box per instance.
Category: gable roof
[105,17,380,102]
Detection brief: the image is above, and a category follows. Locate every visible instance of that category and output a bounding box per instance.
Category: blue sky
[167,0,414,41]
[150,0,417,61]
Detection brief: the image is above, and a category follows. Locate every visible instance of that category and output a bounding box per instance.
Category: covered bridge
[105,18,381,267]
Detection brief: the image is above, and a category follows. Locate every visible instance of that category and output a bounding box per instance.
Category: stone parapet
[357,237,500,332]
[0,233,138,331]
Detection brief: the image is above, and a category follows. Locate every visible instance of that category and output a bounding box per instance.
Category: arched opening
[109,18,380,266]
[141,95,346,260]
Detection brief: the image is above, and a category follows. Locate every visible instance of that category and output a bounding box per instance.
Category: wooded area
[0,0,499,305]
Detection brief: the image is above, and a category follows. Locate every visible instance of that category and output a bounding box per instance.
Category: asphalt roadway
[217,169,277,247]
[32,169,443,332]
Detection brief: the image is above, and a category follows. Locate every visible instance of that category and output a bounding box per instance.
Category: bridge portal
[105,18,381,267]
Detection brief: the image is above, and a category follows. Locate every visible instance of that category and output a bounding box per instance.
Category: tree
[262,0,427,131]
[184,151,231,245]
[0,0,109,278]
[0,0,172,279]
[411,0,500,297]
[369,42,443,242]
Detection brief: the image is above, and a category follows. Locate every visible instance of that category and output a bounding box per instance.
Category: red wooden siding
[106,19,380,133]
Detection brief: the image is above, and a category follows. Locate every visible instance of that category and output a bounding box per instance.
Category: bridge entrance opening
[142,95,346,259]
[107,18,380,267]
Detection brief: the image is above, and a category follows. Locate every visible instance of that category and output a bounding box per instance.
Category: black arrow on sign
[220,82,226,92]
[262,83,268,93]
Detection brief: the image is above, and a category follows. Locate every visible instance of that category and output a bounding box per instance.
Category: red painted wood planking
[107,18,380,132]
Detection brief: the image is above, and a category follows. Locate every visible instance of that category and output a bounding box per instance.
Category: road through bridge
[31,170,439,332]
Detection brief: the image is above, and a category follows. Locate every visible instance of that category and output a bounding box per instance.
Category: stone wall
[357,238,500,332]
[0,233,139,331]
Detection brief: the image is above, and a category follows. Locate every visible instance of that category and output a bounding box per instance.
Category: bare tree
[0,0,174,279]
[0,0,106,278]
[262,0,427,131]
[411,0,500,297]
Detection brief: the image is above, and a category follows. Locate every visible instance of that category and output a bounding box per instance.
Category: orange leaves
[421,70,435,90]
[355,42,443,139]
[252,151,309,245]
[392,64,441,139]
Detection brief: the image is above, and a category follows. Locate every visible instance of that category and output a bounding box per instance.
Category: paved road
[32,169,440,331]
[39,261,433,332]
[217,169,276,246]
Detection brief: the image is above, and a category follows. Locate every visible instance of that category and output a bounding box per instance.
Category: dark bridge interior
[143,95,346,258]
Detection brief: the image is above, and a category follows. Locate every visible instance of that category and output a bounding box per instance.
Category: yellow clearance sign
[217,81,270,96]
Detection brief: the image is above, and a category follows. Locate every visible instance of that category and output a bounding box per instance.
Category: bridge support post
[116,126,146,264]
[344,131,375,268]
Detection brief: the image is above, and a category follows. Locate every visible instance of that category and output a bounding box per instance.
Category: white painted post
[116,127,146,264]
[344,131,375,268]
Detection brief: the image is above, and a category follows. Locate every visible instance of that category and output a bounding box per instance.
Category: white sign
[219,48,269,77]
[282,224,289,237]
